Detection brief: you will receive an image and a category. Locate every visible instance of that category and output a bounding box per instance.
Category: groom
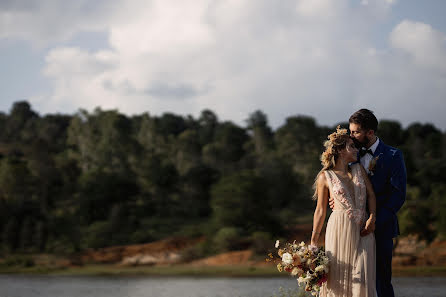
[330,109,407,297]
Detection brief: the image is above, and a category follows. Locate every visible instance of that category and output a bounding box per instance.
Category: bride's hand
[360,216,375,237]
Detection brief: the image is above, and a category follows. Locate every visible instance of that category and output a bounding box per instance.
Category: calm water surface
[0,275,445,297]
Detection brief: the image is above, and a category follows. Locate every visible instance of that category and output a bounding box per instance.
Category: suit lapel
[369,139,385,181]
[373,139,385,157]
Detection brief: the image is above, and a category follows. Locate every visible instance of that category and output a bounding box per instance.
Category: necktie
[359,147,373,157]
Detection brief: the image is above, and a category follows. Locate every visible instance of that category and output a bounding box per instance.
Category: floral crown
[327,125,348,143]
[320,125,349,169]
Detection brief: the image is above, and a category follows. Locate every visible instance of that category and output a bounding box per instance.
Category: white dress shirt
[360,138,380,174]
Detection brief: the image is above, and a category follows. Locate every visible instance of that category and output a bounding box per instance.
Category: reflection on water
[0,275,445,297]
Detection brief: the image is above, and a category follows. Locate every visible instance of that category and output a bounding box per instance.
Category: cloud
[390,20,446,70]
[296,0,344,19]
[0,0,116,46]
[2,0,444,129]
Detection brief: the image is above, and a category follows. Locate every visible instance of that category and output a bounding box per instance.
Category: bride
[311,126,377,297]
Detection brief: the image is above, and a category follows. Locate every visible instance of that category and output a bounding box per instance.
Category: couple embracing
[310,109,406,297]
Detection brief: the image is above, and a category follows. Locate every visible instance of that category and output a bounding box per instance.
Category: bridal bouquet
[267,240,329,296]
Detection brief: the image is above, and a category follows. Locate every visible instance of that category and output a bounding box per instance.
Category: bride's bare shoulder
[316,170,328,187]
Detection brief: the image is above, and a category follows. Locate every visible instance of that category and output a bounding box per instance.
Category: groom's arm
[382,149,407,214]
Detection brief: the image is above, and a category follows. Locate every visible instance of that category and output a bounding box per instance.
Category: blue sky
[1,0,445,130]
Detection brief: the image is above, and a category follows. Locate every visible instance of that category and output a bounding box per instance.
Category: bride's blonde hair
[312,125,351,200]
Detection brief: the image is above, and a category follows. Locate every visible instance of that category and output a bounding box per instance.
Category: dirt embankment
[69,224,315,267]
[65,225,446,268]
[70,237,202,266]
[393,235,446,266]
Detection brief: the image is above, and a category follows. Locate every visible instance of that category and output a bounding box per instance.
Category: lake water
[0,275,445,297]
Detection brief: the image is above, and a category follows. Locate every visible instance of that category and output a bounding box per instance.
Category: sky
[1,0,446,130]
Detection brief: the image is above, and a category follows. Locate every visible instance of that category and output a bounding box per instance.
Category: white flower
[297,276,306,285]
[291,267,304,276]
[315,265,325,273]
[309,245,319,253]
[306,258,312,265]
[304,271,313,281]
[299,241,306,247]
[291,267,299,276]
[275,240,280,248]
[282,252,294,265]
[297,273,312,284]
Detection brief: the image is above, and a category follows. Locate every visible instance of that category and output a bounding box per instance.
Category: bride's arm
[360,165,376,235]
[311,173,329,246]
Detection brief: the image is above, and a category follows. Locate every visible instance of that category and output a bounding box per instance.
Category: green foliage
[0,100,444,256]
[34,221,47,252]
[77,170,138,224]
[19,217,33,251]
[4,101,38,142]
[0,157,35,207]
[378,120,404,148]
[180,240,211,262]
[275,116,327,185]
[250,231,273,255]
[0,255,35,268]
[180,165,218,218]
[198,109,218,145]
[213,227,243,252]
[246,110,274,154]
[211,171,281,234]
[431,184,446,239]
[398,186,437,242]
[203,122,248,173]
[46,214,81,253]
[2,218,19,252]
[83,221,110,249]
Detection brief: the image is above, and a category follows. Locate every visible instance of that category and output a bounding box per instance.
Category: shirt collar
[368,137,380,154]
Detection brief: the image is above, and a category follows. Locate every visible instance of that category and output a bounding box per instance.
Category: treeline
[0,101,444,256]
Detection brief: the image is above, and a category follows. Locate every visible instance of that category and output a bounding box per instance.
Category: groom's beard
[353,136,370,148]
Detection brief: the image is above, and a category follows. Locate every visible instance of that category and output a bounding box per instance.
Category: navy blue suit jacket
[365,140,407,239]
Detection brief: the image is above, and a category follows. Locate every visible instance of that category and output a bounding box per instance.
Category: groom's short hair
[349,109,378,132]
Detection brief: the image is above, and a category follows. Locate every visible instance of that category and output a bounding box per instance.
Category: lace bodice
[324,163,367,225]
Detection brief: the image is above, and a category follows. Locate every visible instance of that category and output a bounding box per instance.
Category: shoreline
[1,264,446,277]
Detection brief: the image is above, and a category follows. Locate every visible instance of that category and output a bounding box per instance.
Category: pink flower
[318,274,328,285]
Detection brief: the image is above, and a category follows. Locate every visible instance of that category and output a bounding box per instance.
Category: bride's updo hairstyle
[312,125,350,200]
[320,125,350,171]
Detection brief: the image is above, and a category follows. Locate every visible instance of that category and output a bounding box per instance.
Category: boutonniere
[368,153,382,176]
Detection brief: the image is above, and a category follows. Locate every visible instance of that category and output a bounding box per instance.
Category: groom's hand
[360,218,376,237]
[328,195,335,210]
[360,229,371,237]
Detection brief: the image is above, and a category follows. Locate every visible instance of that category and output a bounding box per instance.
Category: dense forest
[0,101,444,257]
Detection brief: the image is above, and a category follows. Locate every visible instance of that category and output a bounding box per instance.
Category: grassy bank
[392,265,446,277]
[0,264,280,277]
[1,264,446,277]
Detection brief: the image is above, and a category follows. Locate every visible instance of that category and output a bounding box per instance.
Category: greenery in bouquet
[267,240,329,296]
